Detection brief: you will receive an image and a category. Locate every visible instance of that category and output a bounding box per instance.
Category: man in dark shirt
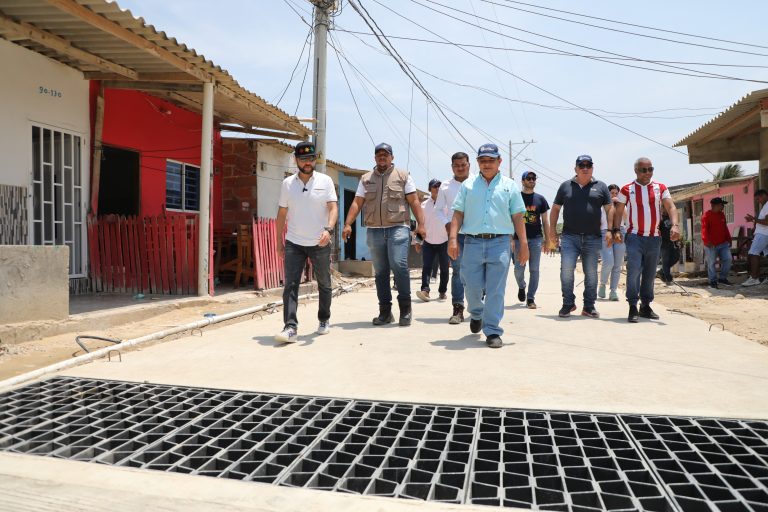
[513,170,550,309]
[548,155,613,318]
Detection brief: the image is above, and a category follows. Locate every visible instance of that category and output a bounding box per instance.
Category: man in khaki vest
[343,143,426,326]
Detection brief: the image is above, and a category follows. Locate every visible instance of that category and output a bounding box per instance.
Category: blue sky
[117,0,767,199]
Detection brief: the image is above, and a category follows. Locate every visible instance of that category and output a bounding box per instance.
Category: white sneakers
[274,327,297,343]
[741,277,762,287]
[317,321,330,335]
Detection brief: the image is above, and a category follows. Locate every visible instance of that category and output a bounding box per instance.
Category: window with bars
[166,160,200,212]
[721,194,734,223]
[31,125,86,277]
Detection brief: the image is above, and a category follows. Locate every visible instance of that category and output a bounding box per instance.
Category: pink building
[672,174,758,270]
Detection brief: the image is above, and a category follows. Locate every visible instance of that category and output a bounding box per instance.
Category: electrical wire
[486,0,768,51]
[332,29,768,70]
[328,32,375,144]
[273,25,314,107]
[412,0,768,84]
[294,21,314,117]
[369,0,716,176]
[480,0,768,57]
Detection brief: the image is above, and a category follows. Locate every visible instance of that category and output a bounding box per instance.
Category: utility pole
[311,1,335,174]
[508,140,537,179]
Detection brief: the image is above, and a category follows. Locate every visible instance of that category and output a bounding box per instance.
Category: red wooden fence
[88,215,198,294]
[251,217,312,290]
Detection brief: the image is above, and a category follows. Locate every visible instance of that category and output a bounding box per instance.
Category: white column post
[198,81,215,296]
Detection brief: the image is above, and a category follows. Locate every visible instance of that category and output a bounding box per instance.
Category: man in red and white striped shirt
[613,157,679,323]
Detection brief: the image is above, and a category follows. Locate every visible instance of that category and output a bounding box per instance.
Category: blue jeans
[460,235,511,337]
[367,225,411,306]
[450,234,466,305]
[625,234,662,307]
[420,241,449,293]
[600,230,626,293]
[704,242,732,283]
[560,233,602,309]
[513,237,543,300]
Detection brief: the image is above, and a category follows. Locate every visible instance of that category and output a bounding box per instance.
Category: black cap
[428,179,441,189]
[375,142,393,155]
[710,197,728,205]
[295,141,316,157]
[575,154,593,165]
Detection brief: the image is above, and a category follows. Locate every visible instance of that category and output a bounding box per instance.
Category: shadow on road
[431,334,515,350]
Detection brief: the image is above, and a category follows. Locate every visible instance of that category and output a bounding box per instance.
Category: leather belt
[466,233,502,239]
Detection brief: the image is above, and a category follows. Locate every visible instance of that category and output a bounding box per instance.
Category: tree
[714,163,744,181]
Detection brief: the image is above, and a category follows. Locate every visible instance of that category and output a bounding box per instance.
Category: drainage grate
[0,378,766,512]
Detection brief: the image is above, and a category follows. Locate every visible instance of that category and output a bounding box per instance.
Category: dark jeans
[282,240,332,329]
[421,241,449,293]
[625,234,662,307]
[660,241,679,283]
[367,225,411,306]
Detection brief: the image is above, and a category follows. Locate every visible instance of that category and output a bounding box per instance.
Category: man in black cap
[549,155,613,319]
[343,143,426,326]
[274,141,338,343]
[416,178,450,302]
[701,196,732,289]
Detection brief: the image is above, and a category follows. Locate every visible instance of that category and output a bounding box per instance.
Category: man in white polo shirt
[275,141,338,343]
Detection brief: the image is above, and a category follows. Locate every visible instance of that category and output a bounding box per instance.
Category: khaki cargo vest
[360,166,410,227]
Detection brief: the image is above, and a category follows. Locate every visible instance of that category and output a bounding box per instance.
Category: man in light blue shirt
[448,143,528,348]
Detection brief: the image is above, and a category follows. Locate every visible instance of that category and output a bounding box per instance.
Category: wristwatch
[324,227,334,234]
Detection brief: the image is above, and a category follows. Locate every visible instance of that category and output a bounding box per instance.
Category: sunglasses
[637,167,654,173]
[524,176,537,181]
[577,163,593,169]
[297,155,316,162]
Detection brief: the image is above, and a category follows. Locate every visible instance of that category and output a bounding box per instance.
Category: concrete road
[2,256,767,512]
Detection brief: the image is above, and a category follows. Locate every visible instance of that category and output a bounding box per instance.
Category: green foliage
[713,163,744,181]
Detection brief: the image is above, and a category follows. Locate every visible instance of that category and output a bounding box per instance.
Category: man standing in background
[701,197,732,289]
[435,152,472,324]
[513,170,550,309]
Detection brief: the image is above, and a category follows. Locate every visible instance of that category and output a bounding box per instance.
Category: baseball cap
[477,143,500,158]
[710,197,728,205]
[521,170,537,180]
[375,142,393,155]
[294,141,316,157]
[575,154,593,165]
[428,179,441,189]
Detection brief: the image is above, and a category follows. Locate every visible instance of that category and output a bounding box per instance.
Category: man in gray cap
[416,178,450,302]
[343,143,426,326]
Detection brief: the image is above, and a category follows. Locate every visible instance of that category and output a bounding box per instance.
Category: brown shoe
[449,303,464,324]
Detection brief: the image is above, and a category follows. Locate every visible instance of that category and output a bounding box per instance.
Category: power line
[273,25,314,107]
[486,0,768,51]
[294,20,314,116]
[369,0,715,176]
[348,0,474,148]
[332,29,768,69]
[328,32,375,144]
[334,27,728,118]
[480,0,768,57]
[413,0,768,84]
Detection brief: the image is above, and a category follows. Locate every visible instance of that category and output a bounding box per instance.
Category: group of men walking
[274,140,766,348]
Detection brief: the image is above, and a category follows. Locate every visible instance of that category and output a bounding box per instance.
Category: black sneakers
[558,304,577,318]
[470,318,483,334]
[449,303,464,324]
[486,335,502,349]
[628,305,639,323]
[517,287,526,302]
[526,299,537,309]
[639,304,659,320]
[580,307,600,318]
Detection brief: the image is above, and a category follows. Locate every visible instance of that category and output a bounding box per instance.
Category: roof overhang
[670,174,757,202]
[674,89,768,164]
[0,0,311,139]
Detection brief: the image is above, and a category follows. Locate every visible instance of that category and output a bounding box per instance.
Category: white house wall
[0,39,90,276]
[255,143,293,219]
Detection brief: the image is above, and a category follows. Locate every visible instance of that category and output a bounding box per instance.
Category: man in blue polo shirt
[448,143,528,349]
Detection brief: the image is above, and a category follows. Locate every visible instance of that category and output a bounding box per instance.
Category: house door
[343,189,356,259]
[692,199,704,265]
[31,125,86,277]
[98,146,140,216]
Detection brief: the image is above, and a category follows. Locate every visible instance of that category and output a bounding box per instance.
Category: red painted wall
[90,84,222,228]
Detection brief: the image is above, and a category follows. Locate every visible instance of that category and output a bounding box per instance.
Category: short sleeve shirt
[617,181,671,237]
[278,172,337,246]
[514,192,549,240]
[553,178,610,236]
[452,173,526,235]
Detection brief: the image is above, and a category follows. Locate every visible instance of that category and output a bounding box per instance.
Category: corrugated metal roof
[674,88,768,147]
[0,0,311,138]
